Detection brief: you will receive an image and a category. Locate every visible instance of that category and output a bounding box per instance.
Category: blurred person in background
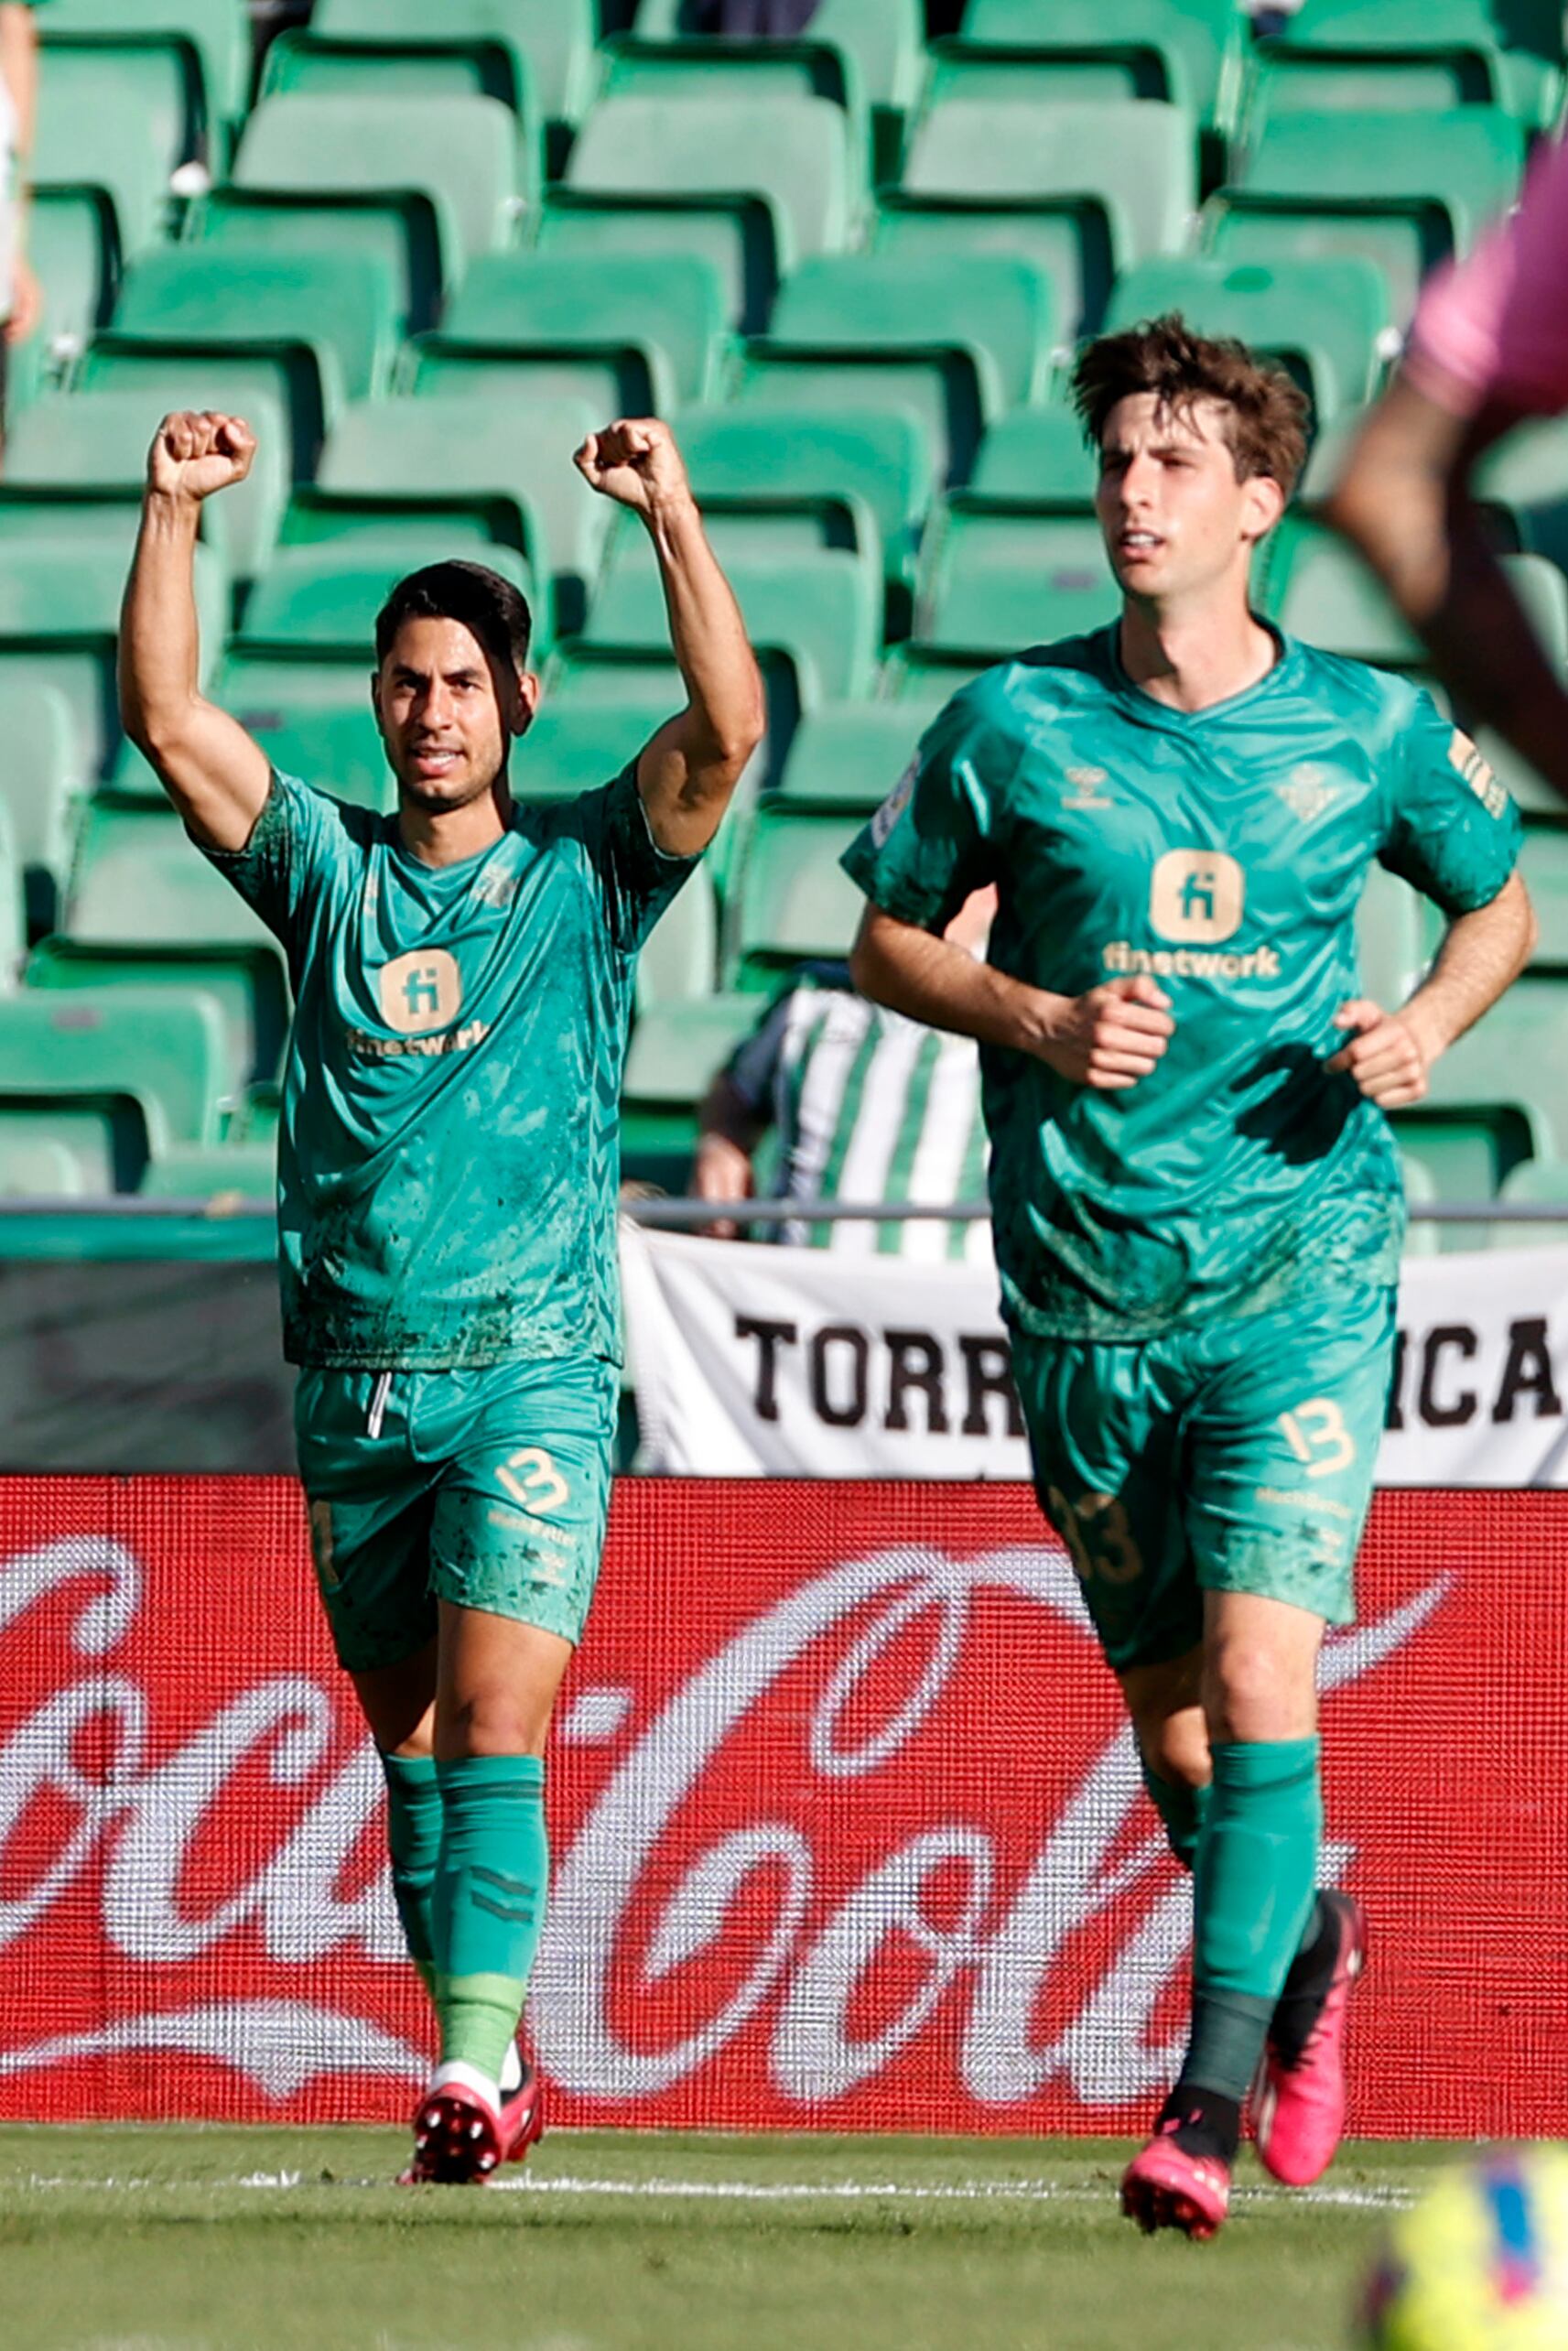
[694,885,995,1262]
[1330,135,1568,803]
[0,0,45,440]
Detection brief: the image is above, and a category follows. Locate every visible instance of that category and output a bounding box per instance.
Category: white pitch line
[8,2170,1416,2212]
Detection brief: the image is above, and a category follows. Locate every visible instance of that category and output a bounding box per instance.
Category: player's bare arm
[119,411,272,851]
[850,904,1174,1091]
[1328,869,1536,1108]
[1328,378,1568,802]
[574,417,764,857]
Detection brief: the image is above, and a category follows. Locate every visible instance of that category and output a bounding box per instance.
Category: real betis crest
[1274,764,1339,823]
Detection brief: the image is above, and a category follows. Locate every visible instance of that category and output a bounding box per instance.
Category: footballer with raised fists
[840,319,1534,2239]
[119,407,763,2185]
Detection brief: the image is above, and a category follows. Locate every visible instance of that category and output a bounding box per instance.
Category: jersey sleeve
[838,681,1012,931]
[1406,135,1568,418]
[198,769,351,948]
[1379,689,1521,914]
[567,763,702,955]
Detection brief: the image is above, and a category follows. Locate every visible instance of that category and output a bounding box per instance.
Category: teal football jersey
[841,627,1521,1340]
[206,765,697,1369]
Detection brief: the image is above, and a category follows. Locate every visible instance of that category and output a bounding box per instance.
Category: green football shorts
[295,1356,620,1673]
[1011,1284,1397,1677]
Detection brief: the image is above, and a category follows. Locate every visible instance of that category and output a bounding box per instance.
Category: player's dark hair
[1070,313,1310,502]
[374,560,533,679]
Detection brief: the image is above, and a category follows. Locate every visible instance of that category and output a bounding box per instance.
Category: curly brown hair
[1070,313,1310,502]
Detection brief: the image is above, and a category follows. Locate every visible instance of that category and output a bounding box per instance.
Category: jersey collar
[1098,617,1303,731]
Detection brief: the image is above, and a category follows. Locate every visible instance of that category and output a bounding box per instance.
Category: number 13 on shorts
[1277,1397,1357,1479]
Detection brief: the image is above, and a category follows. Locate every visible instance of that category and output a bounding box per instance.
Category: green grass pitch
[0,2127,1459,2350]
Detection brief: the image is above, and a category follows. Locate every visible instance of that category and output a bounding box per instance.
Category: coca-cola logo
[0,1487,1465,2129]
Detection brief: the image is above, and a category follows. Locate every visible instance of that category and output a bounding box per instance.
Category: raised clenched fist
[573,417,692,521]
[147,411,256,504]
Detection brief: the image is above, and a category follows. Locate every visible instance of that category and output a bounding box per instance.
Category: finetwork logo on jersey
[347,948,492,1060]
[1102,848,1281,983]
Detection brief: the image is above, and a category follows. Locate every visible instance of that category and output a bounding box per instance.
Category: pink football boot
[1254,1891,1368,2187]
[1121,2118,1232,2240]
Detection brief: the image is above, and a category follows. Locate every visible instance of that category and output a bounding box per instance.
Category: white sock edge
[429,2059,500,2114]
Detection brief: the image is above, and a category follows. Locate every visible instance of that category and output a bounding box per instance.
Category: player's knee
[438,1687,549,1759]
[1204,1638,1313,1744]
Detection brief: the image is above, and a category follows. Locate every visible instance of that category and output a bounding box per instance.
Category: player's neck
[396,776,514,867]
[1117,593,1278,714]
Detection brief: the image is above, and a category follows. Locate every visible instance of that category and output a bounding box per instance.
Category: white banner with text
[622,1227,1568,1486]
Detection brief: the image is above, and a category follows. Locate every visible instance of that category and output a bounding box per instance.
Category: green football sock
[1141,1758,1211,1873]
[380,1750,441,2008]
[1181,1736,1322,2101]
[431,1754,548,2088]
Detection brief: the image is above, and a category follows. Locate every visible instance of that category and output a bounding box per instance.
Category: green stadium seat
[1,388,289,586]
[1398,1146,1441,1256]
[66,798,275,951]
[620,990,760,1186]
[0,541,224,784]
[622,1,922,181]
[0,1127,89,1198]
[1357,861,1428,1009]
[579,545,881,708]
[626,0,923,114]
[139,1139,278,1204]
[238,541,535,660]
[111,703,392,817]
[1474,418,1568,578]
[878,100,1197,338]
[1251,0,1563,132]
[31,45,185,263]
[287,394,593,639]
[547,94,859,335]
[1201,109,1526,326]
[39,31,202,188]
[916,509,1109,643]
[931,0,1245,132]
[1491,1155,1568,1248]
[41,1,254,139]
[97,249,400,462]
[737,252,1053,490]
[309,0,599,135]
[0,988,230,1185]
[201,94,528,331]
[914,545,1118,664]
[28,934,288,1098]
[1516,823,1568,968]
[968,407,1098,504]
[413,251,730,418]
[676,404,935,633]
[1420,975,1568,1131]
[637,864,719,1009]
[0,680,84,937]
[730,807,868,989]
[772,702,925,812]
[1102,255,1394,425]
[514,699,668,805]
[1263,528,1568,671]
[13,189,121,404]
[232,1080,281,1147]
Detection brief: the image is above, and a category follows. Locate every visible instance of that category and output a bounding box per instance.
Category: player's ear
[369,669,385,732]
[1239,471,1285,547]
[511,668,541,741]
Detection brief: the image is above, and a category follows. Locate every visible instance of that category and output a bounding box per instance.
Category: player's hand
[1033,975,1175,1090]
[5,252,41,345]
[573,417,694,521]
[1326,998,1432,1107]
[146,411,256,505]
[693,1132,754,1240]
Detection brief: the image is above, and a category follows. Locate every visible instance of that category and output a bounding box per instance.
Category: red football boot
[399,2061,542,2186]
[1254,1891,1368,2188]
[1121,2121,1232,2241]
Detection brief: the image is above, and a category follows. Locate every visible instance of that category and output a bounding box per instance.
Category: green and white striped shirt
[726,962,992,1264]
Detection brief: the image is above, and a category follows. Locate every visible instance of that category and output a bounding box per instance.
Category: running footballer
[118,409,763,2184]
[841,319,1533,2239]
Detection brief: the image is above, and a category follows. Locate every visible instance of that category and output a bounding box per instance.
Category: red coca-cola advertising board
[1,1479,1563,2137]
